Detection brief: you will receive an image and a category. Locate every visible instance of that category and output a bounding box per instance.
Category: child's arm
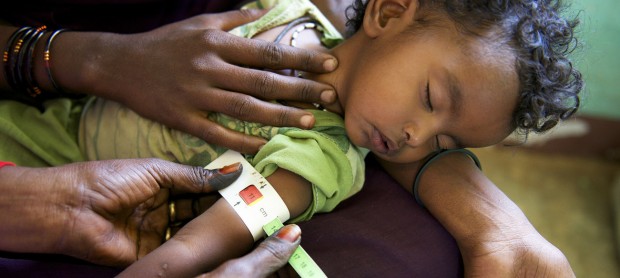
[118,168,312,277]
[377,153,574,277]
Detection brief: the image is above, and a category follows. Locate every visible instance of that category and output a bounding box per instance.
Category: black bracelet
[2,26,30,78]
[412,149,481,207]
[23,27,48,97]
[2,26,78,107]
[4,27,34,92]
[43,29,67,94]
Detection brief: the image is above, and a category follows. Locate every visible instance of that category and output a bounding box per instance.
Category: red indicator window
[239,184,263,206]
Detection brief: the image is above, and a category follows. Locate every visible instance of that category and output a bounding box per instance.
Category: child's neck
[251,20,364,116]
[302,32,366,116]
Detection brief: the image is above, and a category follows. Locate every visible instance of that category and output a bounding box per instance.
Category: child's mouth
[370,127,392,154]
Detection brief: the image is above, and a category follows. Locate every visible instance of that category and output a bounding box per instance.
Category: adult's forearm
[0,166,70,254]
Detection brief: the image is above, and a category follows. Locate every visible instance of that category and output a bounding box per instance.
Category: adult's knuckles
[254,72,276,99]
[275,108,293,127]
[256,239,292,263]
[199,124,228,145]
[300,49,316,70]
[200,29,229,49]
[260,42,284,68]
[297,80,316,101]
[225,94,257,119]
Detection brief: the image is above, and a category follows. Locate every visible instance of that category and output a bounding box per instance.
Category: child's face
[339,21,519,164]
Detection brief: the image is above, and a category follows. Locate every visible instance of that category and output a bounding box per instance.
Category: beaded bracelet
[2,26,71,103]
[43,29,67,94]
[4,27,35,92]
[23,26,48,97]
[412,149,481,207]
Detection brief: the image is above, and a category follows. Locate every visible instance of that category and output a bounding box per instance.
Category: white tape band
[205,150,290,241]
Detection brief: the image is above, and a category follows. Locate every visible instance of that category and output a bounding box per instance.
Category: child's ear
[363,0,417,38]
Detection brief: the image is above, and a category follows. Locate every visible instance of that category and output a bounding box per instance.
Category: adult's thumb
[153,160,243,194]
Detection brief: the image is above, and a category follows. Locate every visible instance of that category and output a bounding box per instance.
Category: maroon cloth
[2,0,245,33]
[298,155,463,277]
[0,156,462,277]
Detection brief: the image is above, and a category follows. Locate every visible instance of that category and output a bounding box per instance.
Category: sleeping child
[79,0,583,275]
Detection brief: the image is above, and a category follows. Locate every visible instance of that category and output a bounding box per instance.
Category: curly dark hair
[345,0,583,136]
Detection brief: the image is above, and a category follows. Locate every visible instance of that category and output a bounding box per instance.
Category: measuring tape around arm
[205,150,327,278]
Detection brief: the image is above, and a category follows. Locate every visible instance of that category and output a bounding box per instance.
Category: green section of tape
[263,218,327,278]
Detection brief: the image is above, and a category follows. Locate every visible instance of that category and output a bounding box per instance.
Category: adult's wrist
[0,165,75,254]
[35,29,124,100]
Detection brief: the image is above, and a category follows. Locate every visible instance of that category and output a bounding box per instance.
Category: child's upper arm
[265,168,313,219]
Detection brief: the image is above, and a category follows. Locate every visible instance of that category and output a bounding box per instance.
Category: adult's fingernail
[275,224,301,243]
[210,163,243,190]
[219,162,242,175]
[323,58,337,71]
[320,90,335,103]
[300,114,315,129]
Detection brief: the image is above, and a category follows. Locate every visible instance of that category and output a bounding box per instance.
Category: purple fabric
[0,156,462,277]
[298,155,463,277]
[0,253,121,277]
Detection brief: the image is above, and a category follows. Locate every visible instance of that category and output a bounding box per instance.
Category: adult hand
[196,224,301,278]
[53,9,338,154]
[0,159,242,266]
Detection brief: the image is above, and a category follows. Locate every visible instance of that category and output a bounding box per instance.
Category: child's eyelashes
[424,81,433,111]
[425,81,443,151]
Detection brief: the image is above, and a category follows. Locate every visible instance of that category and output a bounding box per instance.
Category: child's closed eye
[424,81,433,111]
[426,81,443,151]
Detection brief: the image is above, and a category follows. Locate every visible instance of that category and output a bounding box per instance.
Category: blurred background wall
[476,0,620,277]
[572,0,620,120]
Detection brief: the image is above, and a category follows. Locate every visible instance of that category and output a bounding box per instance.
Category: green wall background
[570,0,620,119]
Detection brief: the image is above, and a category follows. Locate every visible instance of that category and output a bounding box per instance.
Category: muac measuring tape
[205,150,327,278]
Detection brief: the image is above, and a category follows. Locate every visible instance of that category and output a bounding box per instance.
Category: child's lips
[370,127,396,154]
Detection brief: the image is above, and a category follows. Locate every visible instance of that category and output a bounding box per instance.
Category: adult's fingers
[198,225,301,278]
[211,64,337,106]
[181,112,268,154]
[215,33,338,74]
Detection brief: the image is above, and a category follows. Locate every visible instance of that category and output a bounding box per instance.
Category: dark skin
[0,9,339,154]
[0,0,574,276]
[0,159,303,278]
[117,1,574,276]
[0,159,242,266]
[378,153,575,277]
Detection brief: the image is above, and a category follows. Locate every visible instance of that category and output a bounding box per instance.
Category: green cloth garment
[0,98,87,167]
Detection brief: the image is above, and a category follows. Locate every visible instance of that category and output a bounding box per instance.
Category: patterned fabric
[79,0,367,222]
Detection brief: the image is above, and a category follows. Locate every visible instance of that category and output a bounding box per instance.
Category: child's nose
[403,125,430,148]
